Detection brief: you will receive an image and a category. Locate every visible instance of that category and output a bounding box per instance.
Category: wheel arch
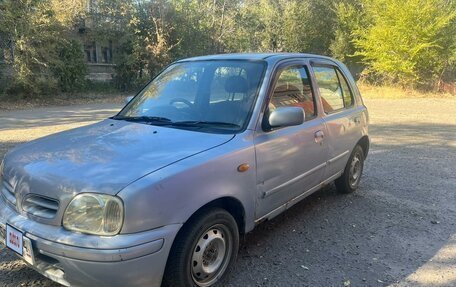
[184,197,246,235]
[357,135,370,159]
[168,196,247,244]
[163,196,244,286]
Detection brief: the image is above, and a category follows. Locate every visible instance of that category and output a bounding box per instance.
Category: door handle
[353,116,361,124]
[314,130,324,144]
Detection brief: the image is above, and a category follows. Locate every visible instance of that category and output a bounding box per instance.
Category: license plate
[22,237,35,265]
[6,224,23,256]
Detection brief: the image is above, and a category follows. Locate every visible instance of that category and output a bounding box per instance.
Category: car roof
[176,53,339,65]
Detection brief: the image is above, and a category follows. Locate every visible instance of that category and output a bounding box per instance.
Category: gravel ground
[0,98,455,287]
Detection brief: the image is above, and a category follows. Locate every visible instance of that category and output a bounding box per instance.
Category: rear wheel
[335,145,364,194]
[163,208,239,287]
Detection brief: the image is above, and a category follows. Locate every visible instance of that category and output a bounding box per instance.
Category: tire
[335,145,365,194]
[162,208,239,287]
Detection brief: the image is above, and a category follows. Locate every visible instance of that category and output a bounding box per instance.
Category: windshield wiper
[112,117,241,130]
[171,121,241,129]
[112,115,173,124]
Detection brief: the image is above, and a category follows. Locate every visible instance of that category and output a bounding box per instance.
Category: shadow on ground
[227,122,456,286]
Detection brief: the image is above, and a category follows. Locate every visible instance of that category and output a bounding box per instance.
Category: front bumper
[0,196,181,287]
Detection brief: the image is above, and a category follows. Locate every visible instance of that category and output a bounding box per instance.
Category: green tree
[223,0,336,54]
[283,0,336,54]
[93,0,184,90]
[223,0,270,52]
[329,1,367,77]
[53,40,87,92]
[353,0,456,88]
[0,0,59,95]
[172,0,243,55]
[0,0,87,95]
[2,0,455,96]
[330,1,363,62]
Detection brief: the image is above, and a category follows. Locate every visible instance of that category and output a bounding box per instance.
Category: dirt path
[0,99,455,287]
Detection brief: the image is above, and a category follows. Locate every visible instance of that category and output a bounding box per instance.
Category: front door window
[270,66,316,121]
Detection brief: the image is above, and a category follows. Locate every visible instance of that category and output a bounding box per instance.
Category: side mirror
[268,107,305,128]
[124,96,134,105]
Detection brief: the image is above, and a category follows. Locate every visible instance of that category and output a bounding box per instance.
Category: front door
[254,63,328,219]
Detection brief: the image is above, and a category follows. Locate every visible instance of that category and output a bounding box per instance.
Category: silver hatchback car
[0,53,369,287]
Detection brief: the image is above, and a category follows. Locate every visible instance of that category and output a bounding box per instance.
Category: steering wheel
[169,98,202,119]
[169,98,194,109]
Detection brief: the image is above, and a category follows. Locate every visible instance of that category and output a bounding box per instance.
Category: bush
[6,75,59,98]
[353,0,456,89]
[84,80,119,94]
[53,40,87,92]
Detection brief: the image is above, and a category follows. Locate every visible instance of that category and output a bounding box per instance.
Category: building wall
[79,25,116,82]
[86,63,115,82]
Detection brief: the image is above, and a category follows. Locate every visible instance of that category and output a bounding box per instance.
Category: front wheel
[335,145,365,194]
[162,208,239,287]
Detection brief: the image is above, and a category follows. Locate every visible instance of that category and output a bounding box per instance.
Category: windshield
[116,60,266,133]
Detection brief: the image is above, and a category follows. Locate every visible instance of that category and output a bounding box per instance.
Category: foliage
[221,0,336,54]
[0,0,59,95]
[49,0,86,26]
[0,0,455,95]
[0,0,87,96]
[93,0,183,91]
[352,0,456,88]
[53,40,87,92]
[330,2,363,62]
[0,64,6,95]
[283,0,336,54]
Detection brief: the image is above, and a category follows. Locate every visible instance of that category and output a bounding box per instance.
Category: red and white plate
[6,224,23,256]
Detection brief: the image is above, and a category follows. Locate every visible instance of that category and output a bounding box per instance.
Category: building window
[84,41,113,64]
[84,42,97,63]
[101,42,112,63]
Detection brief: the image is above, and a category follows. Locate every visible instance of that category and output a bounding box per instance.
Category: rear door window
[312,65,354,113]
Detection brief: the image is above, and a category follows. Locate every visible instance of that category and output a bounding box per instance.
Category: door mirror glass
[268,107,305,128]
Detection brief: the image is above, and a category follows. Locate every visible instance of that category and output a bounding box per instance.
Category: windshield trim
[114,59,268,134]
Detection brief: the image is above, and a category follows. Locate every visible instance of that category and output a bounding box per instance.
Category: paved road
[0,99,455,287]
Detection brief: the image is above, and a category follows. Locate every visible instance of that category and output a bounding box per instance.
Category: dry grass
[358,83,455,99]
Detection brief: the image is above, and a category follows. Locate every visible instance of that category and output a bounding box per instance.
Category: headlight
[63,193,124,236]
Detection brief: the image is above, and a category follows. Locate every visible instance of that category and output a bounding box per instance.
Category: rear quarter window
[336,69,354,108]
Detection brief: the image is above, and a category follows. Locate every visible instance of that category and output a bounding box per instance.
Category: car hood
[2,119,234,200]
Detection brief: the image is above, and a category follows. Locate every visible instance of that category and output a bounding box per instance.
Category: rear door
[310,61,363,179]
[254,61,328,219]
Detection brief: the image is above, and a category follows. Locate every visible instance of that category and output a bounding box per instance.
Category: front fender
[117,131,257,234]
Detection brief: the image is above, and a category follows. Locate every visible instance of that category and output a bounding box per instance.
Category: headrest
[224,76,248,94]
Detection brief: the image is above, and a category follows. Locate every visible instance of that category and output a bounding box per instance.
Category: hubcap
[349,152,362,188]
[191,225,232,286]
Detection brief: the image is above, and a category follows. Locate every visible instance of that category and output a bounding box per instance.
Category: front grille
[1,180,16,207]
[22,195,59,219]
